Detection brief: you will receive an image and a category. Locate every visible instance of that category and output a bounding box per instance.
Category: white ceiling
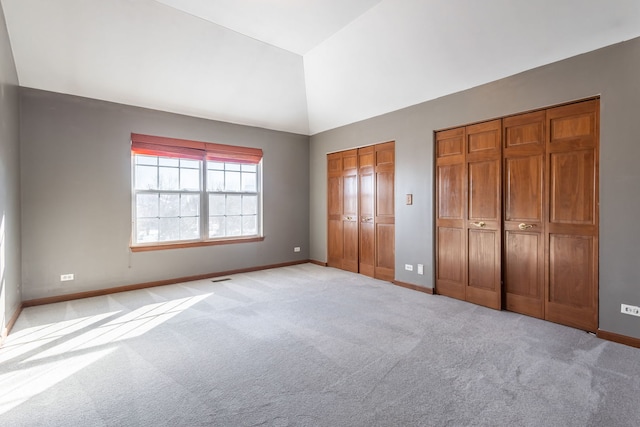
[154,0,385,55]
[2,0,640,135]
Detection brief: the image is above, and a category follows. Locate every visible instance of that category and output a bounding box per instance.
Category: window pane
[242,216,257,235]
[241,164,257,172]
[159,194,180,217]
[136,155,157,166]
[180,217,199,240]
[181,159,199,168]
[180,168,200,191]
[242,172,257,192]
[208,170,225,191]
[136,194,158,218]
[226,163,241,171]
[209,216,225,238]
[207,161,224,170]
[243,195,257,215]
[159,157,179,167]
[137,218,159,243]
[159,167,179,190]
[209,194,225,215]
[135,165,157,190]
[226,171,241,192]
[159,217,180,241]
[227,216,242,236]
[227,195,241,215]
[181,194,200,217]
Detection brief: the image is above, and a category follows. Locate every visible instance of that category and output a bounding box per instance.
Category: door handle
[471,221,486,228]
[518,223,535,230]
[344,216,354,221]
[361,217,373,222]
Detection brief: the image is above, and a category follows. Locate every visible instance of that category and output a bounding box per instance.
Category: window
[131,133,263,250]
[207,162,259,238]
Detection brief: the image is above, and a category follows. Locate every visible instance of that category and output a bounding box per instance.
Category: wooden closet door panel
[435,158,465,296]
[549,150,595,225]
[376,223,395,277]
[342,175,359,273]
[505,231,543,292]
[436,227,466,299]
[327,150,359,272]
[342,150,359,273]
[545,100,599,332]
[505,156,544,222]
[549,234,595,307]
[503,111,545,318]
[327,218,344,268]
[359,146,375,277]
[504,229,544,317]
[465,120,502,310]
[374,142,395,281]
[327,153,344,268]
[437,163,465,219]
[468,159,499,221]
[468,229,499,287]
[435,127,467,299]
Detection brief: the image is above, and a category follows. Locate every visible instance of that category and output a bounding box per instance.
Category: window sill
[130,236,265,252]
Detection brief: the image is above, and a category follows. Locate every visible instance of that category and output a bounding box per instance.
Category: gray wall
[0,3,21,333]
[20,89,309,300]
[309,37,640,340]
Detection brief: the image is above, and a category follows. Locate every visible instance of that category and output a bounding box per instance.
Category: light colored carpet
[0,263,638,426]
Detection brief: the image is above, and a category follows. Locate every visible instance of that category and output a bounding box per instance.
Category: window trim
[130,236,265,252]
[130,133,264,251]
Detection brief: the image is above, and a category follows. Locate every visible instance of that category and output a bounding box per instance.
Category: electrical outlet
[294,247,301,253]
[417,264,424,275]
[405,264,413,272]
[60,274,74,282]
[621,304,640,317]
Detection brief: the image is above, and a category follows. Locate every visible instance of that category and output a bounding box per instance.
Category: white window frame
[205,161,262,240]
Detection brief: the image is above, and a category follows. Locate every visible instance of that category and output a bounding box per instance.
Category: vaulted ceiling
[3,0,640,135]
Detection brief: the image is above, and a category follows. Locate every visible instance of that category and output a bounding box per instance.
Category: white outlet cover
[621,304,640,317]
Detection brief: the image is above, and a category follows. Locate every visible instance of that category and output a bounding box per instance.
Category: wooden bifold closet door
[503,110,546,319]
[544,100,599,331]
[328,142,395,281]
[435,121,502,310]
[327,149,358,273]
[435,99,599,332]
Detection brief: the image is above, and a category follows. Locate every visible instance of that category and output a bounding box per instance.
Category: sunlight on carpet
[0,293,211,415]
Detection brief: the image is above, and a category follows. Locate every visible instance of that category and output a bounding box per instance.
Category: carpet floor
[0,263,638,426]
